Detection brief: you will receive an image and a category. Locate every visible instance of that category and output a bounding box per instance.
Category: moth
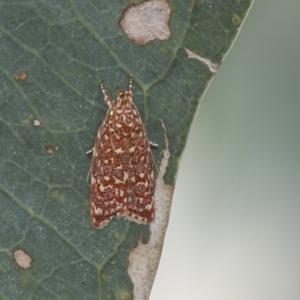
[88,77,155,228]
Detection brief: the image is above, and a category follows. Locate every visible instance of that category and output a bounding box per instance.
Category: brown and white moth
[88,77,155,228]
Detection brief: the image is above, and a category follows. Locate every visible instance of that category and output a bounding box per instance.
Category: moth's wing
[120,127,155,224]
[90,117,130,228]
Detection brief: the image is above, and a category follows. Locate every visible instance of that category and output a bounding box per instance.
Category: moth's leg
[85,147,94,181]
[86,147,94,155]
[149,141,158,147]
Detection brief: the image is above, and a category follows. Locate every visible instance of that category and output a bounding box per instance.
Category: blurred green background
[151,1,300,299]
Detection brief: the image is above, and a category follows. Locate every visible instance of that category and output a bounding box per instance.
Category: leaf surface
[0,0,253,299]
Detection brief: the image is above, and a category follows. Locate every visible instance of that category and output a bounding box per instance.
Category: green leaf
[0,0,253,299]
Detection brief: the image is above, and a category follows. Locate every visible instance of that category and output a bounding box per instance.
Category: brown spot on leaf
[13,249,33,270]
[119,0,171,45]
[14,71,28,81]
[46,145,55,154]
[232,13,242,25]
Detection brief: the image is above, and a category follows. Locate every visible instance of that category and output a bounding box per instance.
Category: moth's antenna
[99,81,112,108]
[129,76,133,94]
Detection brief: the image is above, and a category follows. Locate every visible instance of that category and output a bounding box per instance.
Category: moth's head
[117,90,133,107]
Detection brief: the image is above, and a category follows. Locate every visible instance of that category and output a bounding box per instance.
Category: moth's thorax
[110,90,138,128]
[116,90,133,107]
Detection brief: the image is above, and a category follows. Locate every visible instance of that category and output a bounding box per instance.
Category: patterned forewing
[117,110,155,223]
[90,107,131,228]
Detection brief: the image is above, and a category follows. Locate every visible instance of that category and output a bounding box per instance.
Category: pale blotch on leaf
[13,249,33,270]
[185,48,220,73]
[33,119,41,127]
[119,0,171,45]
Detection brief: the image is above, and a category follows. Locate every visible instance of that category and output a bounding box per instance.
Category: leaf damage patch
[14,71,28,81]
[13,249,33,270]
[45,145,57,155]
[185,48,220,73]
[33,119,42,127]
[119,0,171,45]
[127,120,175,299]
